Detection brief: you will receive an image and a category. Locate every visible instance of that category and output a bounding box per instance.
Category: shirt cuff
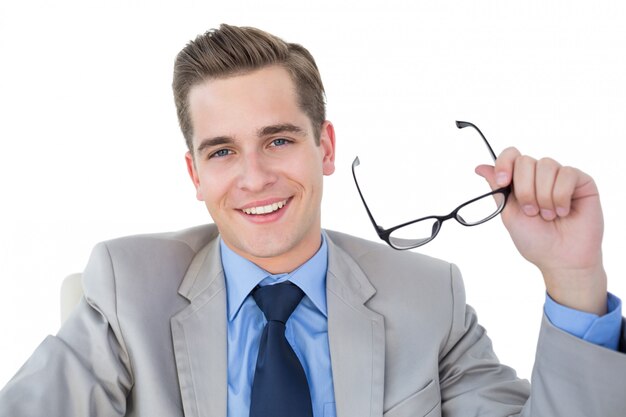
[544,292,622,350]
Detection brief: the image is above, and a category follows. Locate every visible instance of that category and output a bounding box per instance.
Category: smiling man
[1,24,625,417]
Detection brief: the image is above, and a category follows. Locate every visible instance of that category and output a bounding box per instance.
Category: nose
[236,152,278,192]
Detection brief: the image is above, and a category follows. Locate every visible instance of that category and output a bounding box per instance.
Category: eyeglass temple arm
[351,157,385,233]
[455,121,497,162]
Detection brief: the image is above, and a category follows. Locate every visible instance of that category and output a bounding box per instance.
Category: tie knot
[252,281,304,323]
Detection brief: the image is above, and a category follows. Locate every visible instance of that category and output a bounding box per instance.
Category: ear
[319,121,336,176]
[185,151,204,201]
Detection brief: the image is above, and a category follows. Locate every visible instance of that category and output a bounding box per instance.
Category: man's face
[185,66,335,273]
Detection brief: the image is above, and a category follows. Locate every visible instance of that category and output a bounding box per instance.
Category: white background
[1,0,625,387]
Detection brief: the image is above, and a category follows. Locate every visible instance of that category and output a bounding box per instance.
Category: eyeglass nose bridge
[433,200,499,233]
[431,210,460,235]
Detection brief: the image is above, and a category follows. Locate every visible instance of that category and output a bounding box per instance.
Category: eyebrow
[258,123,305,137]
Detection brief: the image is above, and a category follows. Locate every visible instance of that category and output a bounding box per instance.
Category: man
[0,24,624,417]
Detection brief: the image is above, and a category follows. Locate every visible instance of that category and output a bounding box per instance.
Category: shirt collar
[220,234,328,321]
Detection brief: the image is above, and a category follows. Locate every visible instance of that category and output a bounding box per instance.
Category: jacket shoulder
[82,224,220,301]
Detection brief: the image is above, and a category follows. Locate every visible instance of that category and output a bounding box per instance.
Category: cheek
[296,165,325,195]
[286,164,318,190]
[197,172,230,207]
[203,186,227,208]
[288,151,324,178]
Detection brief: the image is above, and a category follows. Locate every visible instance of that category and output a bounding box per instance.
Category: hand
[476,147,607,315]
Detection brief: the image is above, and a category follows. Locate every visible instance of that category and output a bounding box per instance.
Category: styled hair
[173,24,326,152]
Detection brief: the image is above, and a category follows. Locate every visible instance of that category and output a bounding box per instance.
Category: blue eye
[210,149,232,159]
[271,138,290,147]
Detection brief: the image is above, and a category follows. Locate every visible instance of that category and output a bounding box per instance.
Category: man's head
[173,24,326,153]
[177,26,336,273]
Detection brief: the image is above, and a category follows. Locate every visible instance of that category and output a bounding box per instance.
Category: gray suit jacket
[1,224,625,416]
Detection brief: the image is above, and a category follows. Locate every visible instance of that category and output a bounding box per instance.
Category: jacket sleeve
[522,314,626,415]
[439,264,626,417]
[0,242,133,417]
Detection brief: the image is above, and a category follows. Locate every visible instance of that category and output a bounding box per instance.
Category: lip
[238,197,292,224]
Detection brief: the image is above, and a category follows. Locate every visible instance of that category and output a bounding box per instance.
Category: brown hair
[173,24,326,152]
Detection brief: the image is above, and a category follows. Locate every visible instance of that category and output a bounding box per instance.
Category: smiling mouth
[241,199,289,215]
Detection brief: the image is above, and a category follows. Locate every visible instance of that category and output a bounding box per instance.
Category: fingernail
[556,207,569,217]
[523,205,538,216]
[540,209,555,220]
[496,172,508,186]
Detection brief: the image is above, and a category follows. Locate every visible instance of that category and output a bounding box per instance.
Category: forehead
[188,66,310,144]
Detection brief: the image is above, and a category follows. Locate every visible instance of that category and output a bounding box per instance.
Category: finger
[535,157,560,221]
[552,166,581,217]
[474,164,497,190]
[493,146,522,187]
[512,155,539,216]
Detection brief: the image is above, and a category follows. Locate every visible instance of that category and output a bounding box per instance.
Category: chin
[242,236,295,259]
[221,229,290,258]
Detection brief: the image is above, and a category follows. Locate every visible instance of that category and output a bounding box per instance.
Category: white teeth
[242,199,287,215]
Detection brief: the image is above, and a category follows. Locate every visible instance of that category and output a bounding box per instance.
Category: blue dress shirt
[220,234,622,417]
[544,292,622,350]
[221,236,336,417]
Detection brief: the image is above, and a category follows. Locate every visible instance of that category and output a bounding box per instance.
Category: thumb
[475,164,499,191]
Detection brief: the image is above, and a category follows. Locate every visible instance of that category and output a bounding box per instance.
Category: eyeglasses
[351,121,512,250]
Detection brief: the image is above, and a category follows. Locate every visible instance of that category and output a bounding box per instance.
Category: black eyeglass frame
[351,121,512,250]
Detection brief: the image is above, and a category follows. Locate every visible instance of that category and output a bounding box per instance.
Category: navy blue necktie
[249,282,314,417]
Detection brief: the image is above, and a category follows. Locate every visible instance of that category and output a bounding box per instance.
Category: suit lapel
[171,236,228,417]
[326,235,386,417]
[168,230,387,417]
